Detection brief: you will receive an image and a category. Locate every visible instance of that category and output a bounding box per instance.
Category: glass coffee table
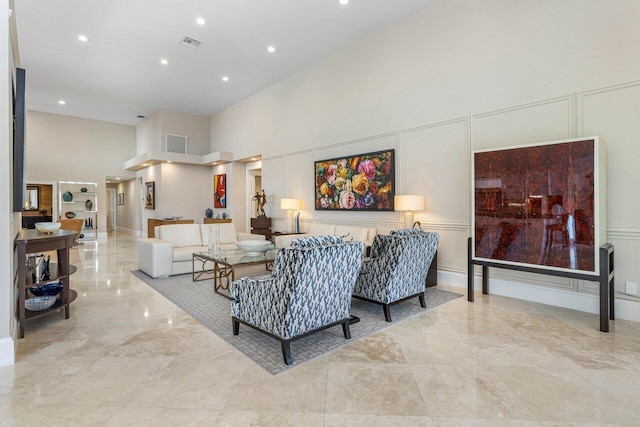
[192,248,277,299]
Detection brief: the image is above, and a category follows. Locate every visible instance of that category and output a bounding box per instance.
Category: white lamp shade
[280,198,301,210]
[394,195,424,212]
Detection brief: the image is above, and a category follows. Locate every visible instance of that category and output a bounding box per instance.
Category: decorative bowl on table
[29,280,63,297]
[35,222,61,234]
[24,295,57,311]
[236,240,273,256]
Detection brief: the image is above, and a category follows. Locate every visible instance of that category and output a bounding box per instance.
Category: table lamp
[280,198,301,233]
[394,195,424,229]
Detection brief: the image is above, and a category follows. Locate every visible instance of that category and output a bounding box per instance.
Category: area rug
[131,270,462,374]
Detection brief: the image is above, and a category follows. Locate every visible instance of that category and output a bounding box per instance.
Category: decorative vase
[209,225,220,253]
[62,191,73,202]
[85,199,93,210]
[205,208,213,218]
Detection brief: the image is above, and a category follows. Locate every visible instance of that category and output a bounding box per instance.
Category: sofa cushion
[219,223,238,244]
[157,224,202,247]
[173,246,208,262]
[200,223,238,245]
[308,223,335,236]
[335,225,369,242]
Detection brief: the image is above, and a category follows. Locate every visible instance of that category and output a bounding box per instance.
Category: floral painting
[214,174,226,208]
[314,149,395,211]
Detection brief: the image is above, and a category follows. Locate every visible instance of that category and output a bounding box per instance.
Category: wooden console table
[15,229,78,338]
[147,218,194,238]
[204,218,231,224]
[251,217,272,239]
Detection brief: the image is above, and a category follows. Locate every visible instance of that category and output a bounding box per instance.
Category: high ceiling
[15,0,434,126]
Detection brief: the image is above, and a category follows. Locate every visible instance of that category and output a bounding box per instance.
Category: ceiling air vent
[180,36,202,48]
[166,134,187,154]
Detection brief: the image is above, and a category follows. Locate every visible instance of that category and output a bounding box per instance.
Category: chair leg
[342,320,351,339]
[383,304,392,322]
[419,292,426,308]
[281,341,293,365]
[232,318,240,335]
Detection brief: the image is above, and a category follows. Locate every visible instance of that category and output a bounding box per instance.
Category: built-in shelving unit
[58,181,98,240]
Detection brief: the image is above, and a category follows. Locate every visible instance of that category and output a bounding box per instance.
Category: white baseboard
[115,227,141,238]
[438,270,640,323]
[0,337,15,367]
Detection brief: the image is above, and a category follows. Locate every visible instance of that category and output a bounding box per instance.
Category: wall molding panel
[470,95,575,150]
[261,78,640,321]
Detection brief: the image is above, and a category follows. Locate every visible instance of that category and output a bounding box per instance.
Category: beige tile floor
[2,231,640,426]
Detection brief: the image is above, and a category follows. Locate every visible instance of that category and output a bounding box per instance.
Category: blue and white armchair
[230,235,364,365]
[353,228,439,322]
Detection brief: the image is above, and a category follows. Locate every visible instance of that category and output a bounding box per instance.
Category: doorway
[107,188,116,230]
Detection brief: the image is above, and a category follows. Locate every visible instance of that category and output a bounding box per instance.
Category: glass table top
[194,248,277,266]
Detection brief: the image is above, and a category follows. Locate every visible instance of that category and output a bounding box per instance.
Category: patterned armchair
[230,235,364,365]
[353,228,439,322]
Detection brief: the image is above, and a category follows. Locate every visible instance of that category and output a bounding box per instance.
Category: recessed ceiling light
[267,46,276,53]
[166,161,172,163]
[58,100,66,105]
[222,76,229,82]
[160,58,169,65]
[142,163,149,166]
[78,34,88,42]
[339,0,349,4]
[116,177,121,180]
[196,17,205,25]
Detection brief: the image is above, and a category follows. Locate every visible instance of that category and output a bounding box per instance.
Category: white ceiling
[15,0,434,126]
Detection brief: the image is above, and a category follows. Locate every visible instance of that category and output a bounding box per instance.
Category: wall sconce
[280,198,301,233]
[394,195,425,229]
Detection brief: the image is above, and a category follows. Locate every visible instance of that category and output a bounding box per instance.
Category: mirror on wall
[23,186,39,211]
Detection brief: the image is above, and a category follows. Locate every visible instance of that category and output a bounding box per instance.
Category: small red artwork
[214,174,226,208]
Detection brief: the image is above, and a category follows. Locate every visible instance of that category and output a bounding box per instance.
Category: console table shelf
[15,229,78,338]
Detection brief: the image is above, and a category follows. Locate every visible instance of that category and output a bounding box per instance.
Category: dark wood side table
[15,229,78,338]
[251,217,272,240]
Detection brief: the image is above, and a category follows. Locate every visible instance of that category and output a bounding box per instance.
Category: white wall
[209,0,640,320]
[136,108,210,156]
[0,0,16,366]
[25,112,137,236]
[137,163,212,236]
[135,111,160,155]
[115,179,138,233]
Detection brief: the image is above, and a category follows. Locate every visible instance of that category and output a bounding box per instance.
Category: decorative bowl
[35,222,61,233]
[236,240,273,256]
[80,187,88,193]
[29,281,63,297]
[65,211,76,219]
[24,295,57,311]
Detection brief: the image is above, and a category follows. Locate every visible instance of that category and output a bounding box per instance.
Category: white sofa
[138,223,265,278]
[273,223,377,249]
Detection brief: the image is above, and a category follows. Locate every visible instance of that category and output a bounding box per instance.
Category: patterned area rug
[131,269,462,375]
